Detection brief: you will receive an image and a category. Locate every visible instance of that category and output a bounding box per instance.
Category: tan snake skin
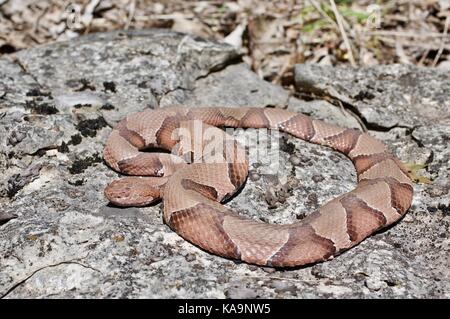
[103,107,413,267]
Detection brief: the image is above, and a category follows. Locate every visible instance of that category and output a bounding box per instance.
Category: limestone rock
[0,30,448,298]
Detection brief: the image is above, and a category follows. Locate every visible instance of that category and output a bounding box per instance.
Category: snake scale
[103,107,413,267]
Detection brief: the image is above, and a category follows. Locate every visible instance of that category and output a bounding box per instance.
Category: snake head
[104,177,166,207]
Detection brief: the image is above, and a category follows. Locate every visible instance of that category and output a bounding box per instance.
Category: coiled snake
[103,107,413,267]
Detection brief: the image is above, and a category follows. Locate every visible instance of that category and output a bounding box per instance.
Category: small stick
[432,16,449,67]
[363,30,449,38]
[417,48,430,66]
[307,0,339,30]
[125,0,136,30]
[329,0,356,66]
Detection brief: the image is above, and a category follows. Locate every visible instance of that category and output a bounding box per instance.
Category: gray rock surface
[0,30,449,298]
[294,64,450,129]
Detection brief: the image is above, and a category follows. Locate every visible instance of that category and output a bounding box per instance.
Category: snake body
[103,107,413,267]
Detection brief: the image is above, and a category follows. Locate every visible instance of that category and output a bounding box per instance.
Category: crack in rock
[12,57,47,92]
[1,258,102,299]
[194,54,243,81]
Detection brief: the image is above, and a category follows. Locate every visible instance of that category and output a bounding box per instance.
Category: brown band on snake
[278,114,315,140]
[352,153,396,176]
[239,108,271,128]
[324,128,362,154]
[340,194,387,242]
[181,179,218,201]
[187,108,241,127]
[117,119,147,149]
[384,177,414,215]
[227,162,246,189]
[267,225,336,267]
[169,204,242,260]
[117,153,165,176]
[103,107,414,267]
[155,114,186,149]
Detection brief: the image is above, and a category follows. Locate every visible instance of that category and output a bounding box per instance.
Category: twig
[307,0,339,30]
[417,48,430,66]
[432,16,450,67]
[363,30,450,38]
[135,14,195,21]
[272,55,294,85]
[377,36,450,51]
[329,0,356,66]
[81,0,101,34]
[32,5,49,34]
[125,0,136,30]
[395,41,411,64]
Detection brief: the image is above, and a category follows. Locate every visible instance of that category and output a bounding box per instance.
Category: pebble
[185,253,196,262]
[312,174,325,183]
[364,277,386,291]
[272,280,297,293]
[289,155,301,166]
[226,287,259,299]
[249,171,260,181]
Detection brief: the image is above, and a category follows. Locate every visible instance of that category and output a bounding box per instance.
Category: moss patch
[68,153,102,174]
[76,117,108,137]
[24,100,59,115]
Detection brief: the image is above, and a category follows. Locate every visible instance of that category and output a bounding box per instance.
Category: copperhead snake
[103,107,413,267]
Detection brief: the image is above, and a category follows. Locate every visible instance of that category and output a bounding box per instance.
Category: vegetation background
[1,0,449,90]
